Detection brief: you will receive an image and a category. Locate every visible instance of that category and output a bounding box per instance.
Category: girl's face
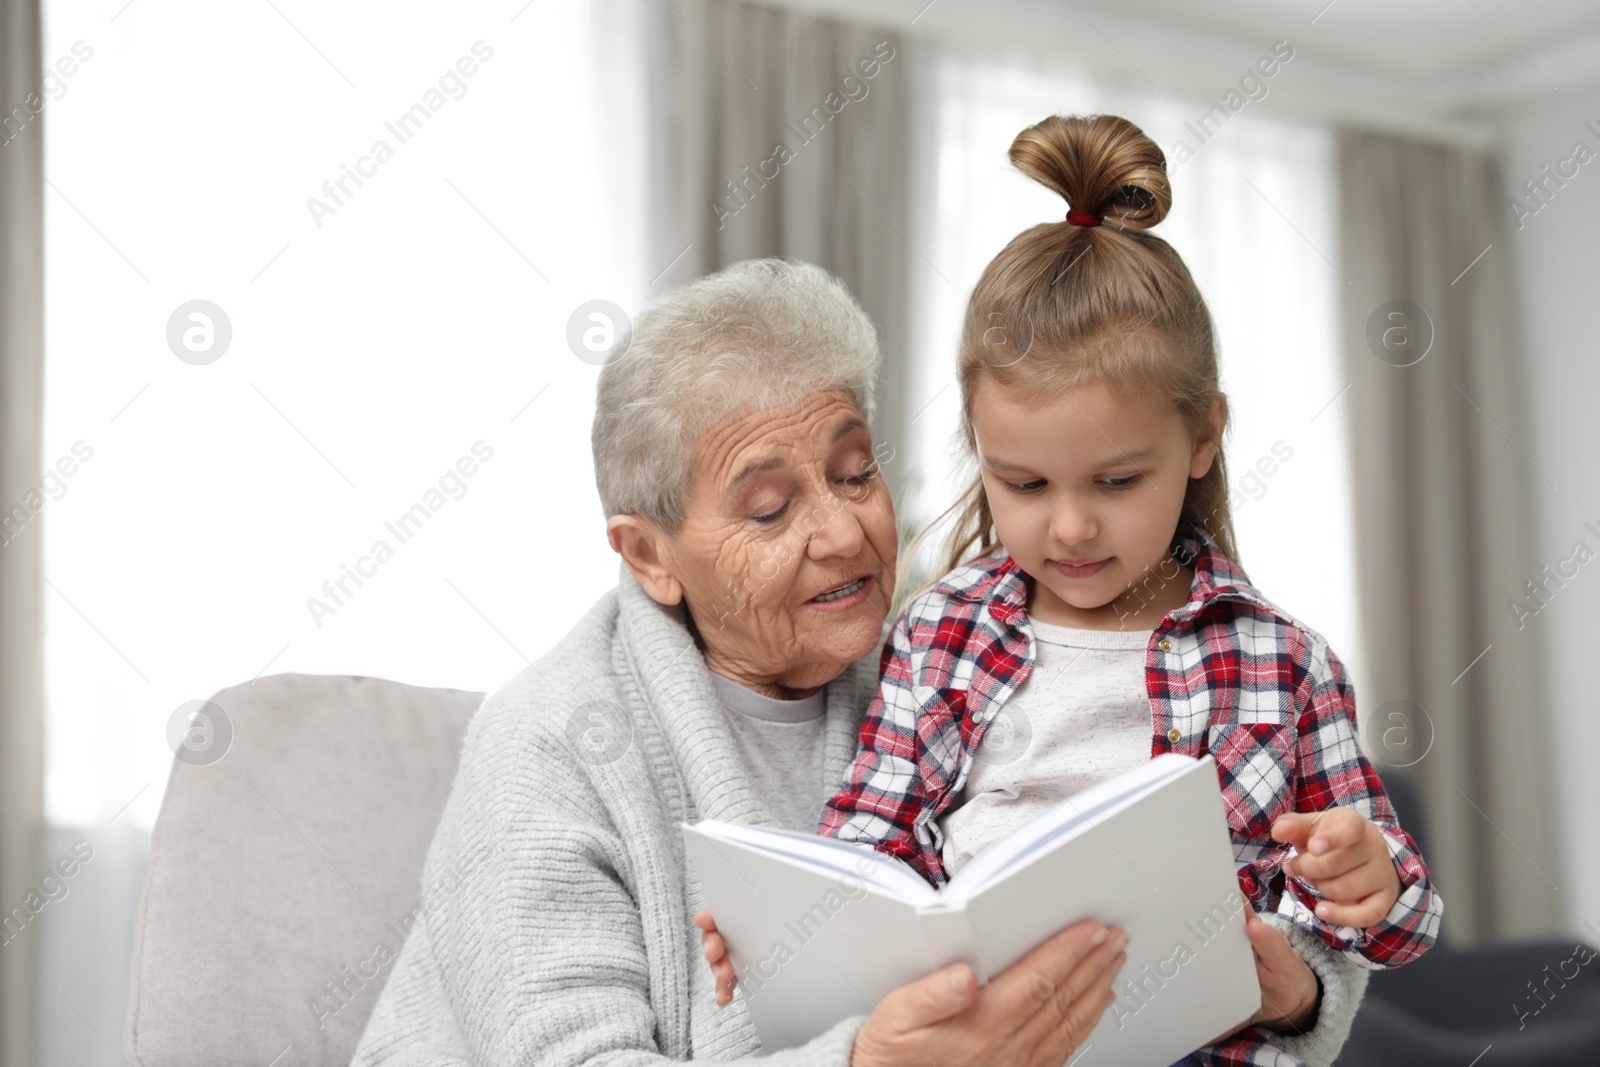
[970,376,1222,630]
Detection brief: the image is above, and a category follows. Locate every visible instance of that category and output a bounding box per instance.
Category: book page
[942,754,1194,904]
[698,821,937,903]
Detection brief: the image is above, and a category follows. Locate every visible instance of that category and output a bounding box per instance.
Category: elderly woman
[351,259,1367,1066]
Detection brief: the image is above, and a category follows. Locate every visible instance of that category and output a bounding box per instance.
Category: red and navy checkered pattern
[816,518,1441,1064]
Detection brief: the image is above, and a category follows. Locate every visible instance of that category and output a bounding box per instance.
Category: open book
[681,753,1259,1067]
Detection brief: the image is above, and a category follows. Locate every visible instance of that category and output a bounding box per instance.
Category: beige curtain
[651,0,912,495]
[1337,129,1559,942]
[1,0,45,1061]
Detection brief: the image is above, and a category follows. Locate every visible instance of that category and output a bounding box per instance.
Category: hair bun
[1009,114,1171,231]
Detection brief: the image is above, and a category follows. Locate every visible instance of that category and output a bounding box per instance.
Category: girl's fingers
[1270,812,1317,849]
[1314,888,1393,928]
[1306,809,1366,854]
[1305,863,1388,908]
[1285,842,1362,882]
[1244,912,1294,969]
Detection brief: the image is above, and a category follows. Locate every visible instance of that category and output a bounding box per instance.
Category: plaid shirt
[817,519,1441,1062]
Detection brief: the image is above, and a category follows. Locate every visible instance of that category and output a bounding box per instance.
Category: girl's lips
[1051,557,1110,579]
[806,574,875,612]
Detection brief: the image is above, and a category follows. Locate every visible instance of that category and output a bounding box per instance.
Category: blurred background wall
[1,0,1597,1063]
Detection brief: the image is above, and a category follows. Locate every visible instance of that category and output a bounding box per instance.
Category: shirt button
[1158,638,1173,652]
[1167,727,1181,743]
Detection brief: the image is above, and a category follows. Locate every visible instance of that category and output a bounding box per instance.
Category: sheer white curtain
[900,39,1361,687]
[39,0,649,1061]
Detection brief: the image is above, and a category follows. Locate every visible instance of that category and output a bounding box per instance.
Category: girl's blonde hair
[920,113,1239,582]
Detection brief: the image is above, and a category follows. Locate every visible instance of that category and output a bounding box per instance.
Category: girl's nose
[1048,497,1098,547]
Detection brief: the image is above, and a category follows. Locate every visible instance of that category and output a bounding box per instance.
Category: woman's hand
[848,919,1127,1067]
[698,908,1126,1064]
[1204,909,1320,1045]
[692,910,738,1006]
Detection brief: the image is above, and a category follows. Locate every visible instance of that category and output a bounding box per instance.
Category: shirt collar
[933,517,1274,626]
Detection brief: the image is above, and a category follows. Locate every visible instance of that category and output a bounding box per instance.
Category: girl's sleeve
[816,597,947,887]
[1279,639,1443,969]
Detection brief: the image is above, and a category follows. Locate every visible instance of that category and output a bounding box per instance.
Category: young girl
[697,114,1441,1064]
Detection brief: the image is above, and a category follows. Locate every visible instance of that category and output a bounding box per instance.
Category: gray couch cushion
[124,673,484,1066]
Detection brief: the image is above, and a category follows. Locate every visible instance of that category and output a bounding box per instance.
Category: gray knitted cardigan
[350,563,1366,1066]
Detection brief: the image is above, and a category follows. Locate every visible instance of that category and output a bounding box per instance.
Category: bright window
[42,0,649,832]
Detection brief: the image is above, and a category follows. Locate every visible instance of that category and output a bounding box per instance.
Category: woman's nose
[806,491,867,560]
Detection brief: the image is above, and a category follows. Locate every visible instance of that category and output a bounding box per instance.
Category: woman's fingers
[850,962,983,1066]
[1013,947,1124,1066]
[701,930,725,962]
[854,924,1126,1067]
[1042,952,1123,1058]
[998,922,1127,1064]
[987,920,1111,1006]
[713,958,736,984]
[902,961,982,1024]
[865,959,981,1044]
[696,921,737,1007]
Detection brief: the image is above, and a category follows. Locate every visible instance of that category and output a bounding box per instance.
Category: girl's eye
[1004,479,1046,493]
[1103,475,1141,490]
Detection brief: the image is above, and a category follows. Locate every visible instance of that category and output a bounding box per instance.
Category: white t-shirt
[709,671,830,835]
[938,619,1154,876]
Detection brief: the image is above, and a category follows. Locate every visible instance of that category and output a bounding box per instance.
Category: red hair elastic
[1066,208,1102,227]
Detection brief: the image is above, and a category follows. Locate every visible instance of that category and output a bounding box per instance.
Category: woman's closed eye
[842,463,879,486]
[752,501,790,525]
[751,460,880,523]
[838,463,880,499]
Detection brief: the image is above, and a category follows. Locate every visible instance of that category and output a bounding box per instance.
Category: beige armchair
[123,673,484,1066]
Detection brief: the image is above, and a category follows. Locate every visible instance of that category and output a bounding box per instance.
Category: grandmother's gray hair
[592,258,882,533]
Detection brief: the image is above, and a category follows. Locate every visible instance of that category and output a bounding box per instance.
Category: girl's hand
[1271,808,1403,927]
[692,909,738,1006]
[1204,909,1320,1045]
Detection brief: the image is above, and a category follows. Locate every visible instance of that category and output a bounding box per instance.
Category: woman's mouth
[808,575,873,609]
[1051,557,1111,579]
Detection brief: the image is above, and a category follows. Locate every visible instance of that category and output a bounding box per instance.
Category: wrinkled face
[971,376,1219,630]
[660,389,897,694]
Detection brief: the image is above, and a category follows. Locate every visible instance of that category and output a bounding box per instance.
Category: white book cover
[681,753,1259,1067]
